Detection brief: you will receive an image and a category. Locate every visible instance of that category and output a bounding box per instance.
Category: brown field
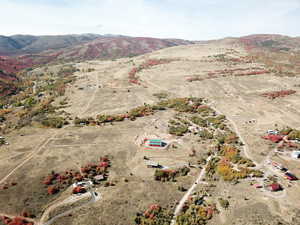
[1,39,300,225]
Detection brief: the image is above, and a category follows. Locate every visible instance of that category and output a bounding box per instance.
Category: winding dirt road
[39,189,100,225]
[170,155,212,225]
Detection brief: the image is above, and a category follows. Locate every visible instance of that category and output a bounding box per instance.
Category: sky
[0,0,299,40]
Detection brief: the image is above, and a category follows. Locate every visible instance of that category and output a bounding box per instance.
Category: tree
[218,198,229,209]
[47,186,59,195]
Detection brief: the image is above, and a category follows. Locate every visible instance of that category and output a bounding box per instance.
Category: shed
[268,183,282,192]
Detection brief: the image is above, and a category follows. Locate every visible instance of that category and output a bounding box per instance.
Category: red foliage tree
[47,186,59,195]
[72,186,86,194]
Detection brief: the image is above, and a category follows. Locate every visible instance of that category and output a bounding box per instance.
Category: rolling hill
[0,34,194,97]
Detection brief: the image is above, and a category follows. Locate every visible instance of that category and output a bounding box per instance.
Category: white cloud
[0,0,299,39]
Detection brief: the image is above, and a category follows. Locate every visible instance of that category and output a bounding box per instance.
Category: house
[268,183,282,192]
[291,151,300,159]
[94,175,105,181]
[148,139,166,147]
[284,172,298,181]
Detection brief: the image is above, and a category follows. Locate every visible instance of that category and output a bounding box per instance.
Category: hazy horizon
[1,0,299,40]
[1,32,300,41]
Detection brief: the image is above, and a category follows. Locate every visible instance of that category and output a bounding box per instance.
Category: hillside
[239,34,300,52]
[0,35,194,98]
[0,34,101,55]
[0,37,300,225]
[238,34,300,76]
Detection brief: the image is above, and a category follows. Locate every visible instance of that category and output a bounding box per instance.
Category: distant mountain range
[0,34,102,55]
[0,34,194,57]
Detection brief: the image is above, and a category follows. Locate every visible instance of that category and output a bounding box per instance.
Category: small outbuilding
[268,183,282,192]
[94,175,105,181]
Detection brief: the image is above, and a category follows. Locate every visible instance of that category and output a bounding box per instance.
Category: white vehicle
[72,180,93,188]
[267,130,279,135]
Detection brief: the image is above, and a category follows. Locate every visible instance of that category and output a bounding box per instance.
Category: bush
[153,92,168,99]
[176,195,216,225]
[197,106,213,116]
[218,198,229,209]
[134,204,173,225]
[169,125,188,136]
[157,98,194,113]
[128,105,154,118]
[74,117,89,125]
[206,117,224,127]
[280,127,293,135]
[23,97,37,108]
[87,68,95,72]
[0,138,6,146]
[288,130,300,140]
[41,117,68,128]
[191,116,206,127]
[199,129,214,139]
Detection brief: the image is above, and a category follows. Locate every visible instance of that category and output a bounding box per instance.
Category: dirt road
[170,155,213,225]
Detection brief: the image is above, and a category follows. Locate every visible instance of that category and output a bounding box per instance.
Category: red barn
[268,183,282,192]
